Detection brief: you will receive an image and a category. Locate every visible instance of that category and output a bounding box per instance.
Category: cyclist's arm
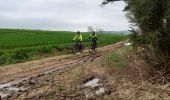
[73,35,77,41]
[89,34,92,39]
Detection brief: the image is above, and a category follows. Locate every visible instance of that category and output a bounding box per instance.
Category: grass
[111,53,121,62]
[110,52,127,69]
[0,28,127,66]
[105,46,133,70]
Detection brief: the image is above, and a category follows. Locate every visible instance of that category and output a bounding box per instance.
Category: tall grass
[0,29,127,65]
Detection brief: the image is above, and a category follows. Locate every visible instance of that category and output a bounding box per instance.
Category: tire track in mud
[0,42,124,99]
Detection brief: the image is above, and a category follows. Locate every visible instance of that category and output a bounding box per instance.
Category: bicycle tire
[88,46,92,53]
[72,46,77,55]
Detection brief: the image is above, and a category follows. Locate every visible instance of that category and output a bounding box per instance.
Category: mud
[82,77,109,99]
[1,41,169,100]
[84,78,100,87]
[0,42,125,100]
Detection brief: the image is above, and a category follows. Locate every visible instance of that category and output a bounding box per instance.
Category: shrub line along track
[0,42,124,99]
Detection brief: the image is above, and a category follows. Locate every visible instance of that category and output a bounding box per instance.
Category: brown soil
[0,42,123,84]
[0,42,170,100]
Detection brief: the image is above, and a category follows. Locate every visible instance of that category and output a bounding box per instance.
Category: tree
[103,0,170,68]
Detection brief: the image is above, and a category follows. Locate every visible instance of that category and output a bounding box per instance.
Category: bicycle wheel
[79,44,84,53]
[88,46,92,53]
[88,43,93,54]
[72,43,78,55]
[91,40,97,52]
[72,47,76,55]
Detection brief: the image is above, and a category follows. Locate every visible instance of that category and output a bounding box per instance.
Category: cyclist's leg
[76,41,79,52]
[94,39,97,50]
[90,40,93,49]
[92,39,95,51]
[90,39,92,50]
[80,41,84,52]
[77,41,82,52]
[72,41,77,54]
[78,41,81,52]
[81,42,84,50]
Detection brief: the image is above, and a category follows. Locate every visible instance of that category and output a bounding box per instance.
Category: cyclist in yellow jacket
[73,31,83,41]
[73,31,83,53]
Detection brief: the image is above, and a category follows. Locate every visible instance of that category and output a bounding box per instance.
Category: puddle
[96,88,105,95]
[0,85,26,99]
[0,92,9,98]
[84,90,94,98]
[83,77,107,98]
[7,87,25,91]
[124,43,132,46]
[0,61,80,99]
[0,79,27,99]
[0,77,27,89]
[0,82,13,89]
[84,78,100,88]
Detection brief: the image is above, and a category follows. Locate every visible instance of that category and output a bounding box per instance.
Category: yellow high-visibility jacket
[89,34,97,39]
[73,34,83,41]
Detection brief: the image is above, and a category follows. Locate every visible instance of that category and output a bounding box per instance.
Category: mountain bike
[72,41,84,54]
[88,38,97,53]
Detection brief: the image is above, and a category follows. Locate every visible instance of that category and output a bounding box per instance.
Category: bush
[0,50,5,56]
[13,49,29,60]
[37,46,53,54]
[0,53,14,65]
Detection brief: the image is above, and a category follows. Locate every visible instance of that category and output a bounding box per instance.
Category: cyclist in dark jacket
[89,31,97,51]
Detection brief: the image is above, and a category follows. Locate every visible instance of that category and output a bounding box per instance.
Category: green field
[0,29,127,65]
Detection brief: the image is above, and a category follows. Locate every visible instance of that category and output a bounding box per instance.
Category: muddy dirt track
[0,42,124,100]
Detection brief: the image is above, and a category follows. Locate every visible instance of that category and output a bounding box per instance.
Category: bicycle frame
[72,41,83,54]
[89,38,97,53]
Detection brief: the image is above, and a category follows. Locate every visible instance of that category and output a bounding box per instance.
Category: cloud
[0,0,130,31]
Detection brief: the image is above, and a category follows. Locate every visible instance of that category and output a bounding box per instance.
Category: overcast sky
[0,0,130,31]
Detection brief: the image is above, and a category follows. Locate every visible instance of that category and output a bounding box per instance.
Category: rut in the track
[0,50,111,99]
[0,42,124,99]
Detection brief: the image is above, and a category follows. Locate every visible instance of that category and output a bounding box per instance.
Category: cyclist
[73,31,83,52]
[89,31,97,51]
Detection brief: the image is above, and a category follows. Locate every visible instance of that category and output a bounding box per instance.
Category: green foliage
[115,62,127,69]
[0,50,5,56]
[110,52,127,69]
[129,28,151,50]
[37,46,53,54]
[0,29,127,66]
[126,0,170,67]
[0,29,126,49]
[104,0,170,67]
[13,49,29,60]
[111,53,121,62]
[0,29,73,49]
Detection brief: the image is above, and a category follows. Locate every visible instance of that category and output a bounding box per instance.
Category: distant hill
[102,31,129,34]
